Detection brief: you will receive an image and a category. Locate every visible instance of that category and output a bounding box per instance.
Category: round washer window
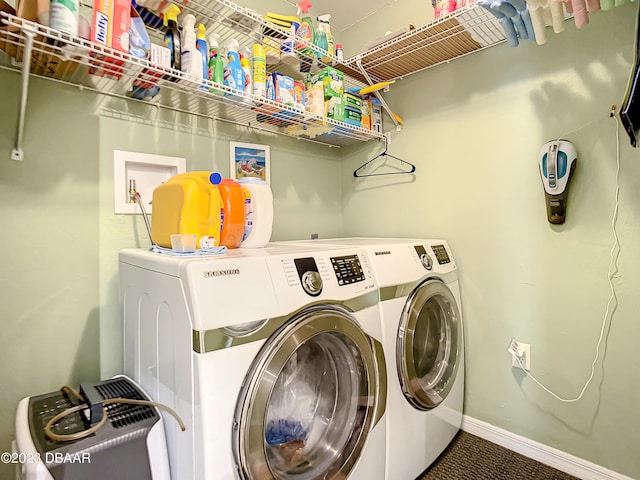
[233,306,383,480]
[397,280,461,410]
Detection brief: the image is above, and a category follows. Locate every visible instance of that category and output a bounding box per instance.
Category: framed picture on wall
[230,142,270,185]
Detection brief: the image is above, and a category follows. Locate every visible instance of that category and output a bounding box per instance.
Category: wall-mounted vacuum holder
[538,140,577,225]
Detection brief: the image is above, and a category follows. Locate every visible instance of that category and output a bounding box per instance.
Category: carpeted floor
[420,431,580,480]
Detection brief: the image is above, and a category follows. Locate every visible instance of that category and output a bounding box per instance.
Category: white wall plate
[114,150,186,215]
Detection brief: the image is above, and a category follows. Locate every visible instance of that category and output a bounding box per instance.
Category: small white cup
[171,234,197,253]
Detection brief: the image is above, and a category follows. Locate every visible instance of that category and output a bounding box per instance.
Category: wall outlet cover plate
[114,150,186,215]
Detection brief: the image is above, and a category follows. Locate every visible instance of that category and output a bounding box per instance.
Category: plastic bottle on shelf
[252,43,267,99]
[336,43,344,62]
[318,14,334,62]
[280,16,300,66]
[240,57,253,101]
[223,38,245,96]
[237,177,274,248]
[196,24,209,88]
[180,14,203,82]
[296,0,315,73]
[162,3,182,72]
[49,0,79,35]
[206,32,224,95]
[314,16,328,59]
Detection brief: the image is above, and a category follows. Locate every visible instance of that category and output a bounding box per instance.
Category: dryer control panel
[430,244,451,265]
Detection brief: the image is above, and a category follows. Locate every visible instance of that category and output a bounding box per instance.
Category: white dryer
[277,238,464,480]
[119,244,387,480]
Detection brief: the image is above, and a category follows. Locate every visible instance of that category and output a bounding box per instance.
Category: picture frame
[230,142,270,185]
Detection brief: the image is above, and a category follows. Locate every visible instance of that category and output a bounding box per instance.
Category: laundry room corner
[96,115,347,378]
[340,3,640,478]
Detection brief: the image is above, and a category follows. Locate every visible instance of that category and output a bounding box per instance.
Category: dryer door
[233,305,386,480]
[397,279,461,410]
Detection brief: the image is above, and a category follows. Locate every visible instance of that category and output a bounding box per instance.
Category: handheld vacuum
[538,140,577,225]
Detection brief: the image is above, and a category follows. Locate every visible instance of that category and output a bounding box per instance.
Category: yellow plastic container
[151,172,223,248]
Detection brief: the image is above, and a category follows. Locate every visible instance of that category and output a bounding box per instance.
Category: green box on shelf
[326,95,345,121]
[344,108,362,126]
[310,67,344,99]
[343,92,362,110]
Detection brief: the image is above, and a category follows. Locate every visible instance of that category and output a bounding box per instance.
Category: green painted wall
[0,73,100,478]
[340,3,640,478]
[1,1,639,479]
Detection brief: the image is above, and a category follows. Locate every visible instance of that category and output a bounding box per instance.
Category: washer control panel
[330,255,366,286]
[294,257,323,296]
[430,244,451,265]
[284,251,373,298]
[413,245,433,270]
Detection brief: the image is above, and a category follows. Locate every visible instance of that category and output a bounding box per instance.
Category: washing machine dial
[301,271,323,296]
[420,253,433,271]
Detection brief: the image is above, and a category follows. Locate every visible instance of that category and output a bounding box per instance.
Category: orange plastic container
[151,172,223,248]
[216,178,245,249]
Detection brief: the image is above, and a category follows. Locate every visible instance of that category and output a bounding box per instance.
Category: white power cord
[511,113,622,403]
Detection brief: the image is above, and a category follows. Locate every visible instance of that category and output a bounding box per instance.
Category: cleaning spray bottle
[207,31,224,95]
[180,14,203,83]
[162,3,181,72]
[296,0,315,72]
[314,15,328,61]
[317,14,334,62]
[223,38,245,97]
[196,24,209,89]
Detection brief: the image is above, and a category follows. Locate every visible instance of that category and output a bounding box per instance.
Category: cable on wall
[513,109,622,403]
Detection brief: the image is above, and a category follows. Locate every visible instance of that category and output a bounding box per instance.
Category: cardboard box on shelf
[326,95,345,121]
[89,0,130,80]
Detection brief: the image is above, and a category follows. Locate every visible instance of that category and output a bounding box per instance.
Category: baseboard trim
[461,416,634,480]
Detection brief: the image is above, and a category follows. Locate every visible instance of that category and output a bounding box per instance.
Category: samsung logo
[374,251,391,256]
[204,269,240,277]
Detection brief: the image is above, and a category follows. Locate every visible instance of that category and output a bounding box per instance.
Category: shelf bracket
[355,57,401,132]
[11,26,36,161]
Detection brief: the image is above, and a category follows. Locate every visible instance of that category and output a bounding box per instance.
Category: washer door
[233,305,385,480]
[397,279,461,410]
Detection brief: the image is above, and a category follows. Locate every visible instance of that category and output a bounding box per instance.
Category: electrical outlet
[507,339,531,371]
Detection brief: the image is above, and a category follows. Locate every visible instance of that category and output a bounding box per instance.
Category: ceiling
[280,0,399,32]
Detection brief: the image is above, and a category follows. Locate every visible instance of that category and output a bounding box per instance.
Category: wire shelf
[345,4,506,83]
[0,8,383,148]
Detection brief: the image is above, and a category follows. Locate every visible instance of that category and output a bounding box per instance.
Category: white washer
[277,238,464,480]
[119,243,387,480]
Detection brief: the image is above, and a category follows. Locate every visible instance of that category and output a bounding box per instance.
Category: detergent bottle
[151,171,223,248]
[296,0,314,72]
[162,3,181,72]
[237,177,274,248]
[211,176,245,249]
[223,38,245,96]
[206,32,224,94]
[196,24,209,88]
